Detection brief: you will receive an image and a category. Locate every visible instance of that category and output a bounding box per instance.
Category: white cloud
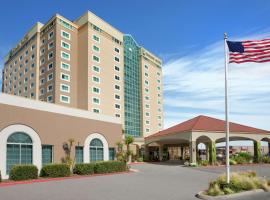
[163,31,270,133]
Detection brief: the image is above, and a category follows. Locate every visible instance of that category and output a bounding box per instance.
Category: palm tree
[125,135,134,163]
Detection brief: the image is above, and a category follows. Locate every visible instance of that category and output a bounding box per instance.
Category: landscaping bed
[197,171,270,199]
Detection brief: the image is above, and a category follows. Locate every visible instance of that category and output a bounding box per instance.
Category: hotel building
[2,11,163,139]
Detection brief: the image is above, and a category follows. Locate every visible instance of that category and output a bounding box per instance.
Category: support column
[190,141,197,164]
[159,144,163,161]
[254,140,261,163]
[209,141,216,165]
[181,146,184,160]
[144,145,149,161]
[268,142,270,156]
[205,144,209,161]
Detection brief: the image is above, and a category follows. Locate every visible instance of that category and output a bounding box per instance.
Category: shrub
[207,171,268,196]
[73,163,95,175]
[262,156,270,164]
[40,164,70,178]
[199,160,209,166]
[9,165,38,181]
[94,161,127,174]
[231,152,253,164]
[230,159,237,165]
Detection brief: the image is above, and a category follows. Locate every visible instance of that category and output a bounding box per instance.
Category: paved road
[0,163,269,200]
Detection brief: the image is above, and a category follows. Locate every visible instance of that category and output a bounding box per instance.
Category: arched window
[6,132,33,173]
[90,138,104,162]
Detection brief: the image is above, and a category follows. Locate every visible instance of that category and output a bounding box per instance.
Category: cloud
[162,31,270,134]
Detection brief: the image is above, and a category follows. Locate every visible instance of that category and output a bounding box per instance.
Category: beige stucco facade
[0,93,122,179]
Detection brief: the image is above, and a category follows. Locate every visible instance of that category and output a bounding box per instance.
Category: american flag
[227,39,270,64]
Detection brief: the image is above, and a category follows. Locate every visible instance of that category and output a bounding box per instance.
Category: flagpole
[224,33,230,184]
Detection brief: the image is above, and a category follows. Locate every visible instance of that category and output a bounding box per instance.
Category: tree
[125,135,134,163]
[62,138,75,171]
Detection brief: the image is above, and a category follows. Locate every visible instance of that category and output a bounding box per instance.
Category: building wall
[0,94,122,178]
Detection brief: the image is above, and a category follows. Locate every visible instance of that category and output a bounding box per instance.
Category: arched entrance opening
[261,138,270,156]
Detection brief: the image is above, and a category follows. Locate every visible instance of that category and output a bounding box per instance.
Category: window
[61,51,70,60]
[40,88,44,95]
[90,139,103,162]
[6,132,33,174]
[93,97,100,104]
[60,95,70,103]
[61,30,70,40]
[40,78,45,85]
[93,55,100,63]
[92,65,100,73]
[146,129,150,133]
[40,48,45,55]
[31,54,35,60]
[47,84,53,92]
[47,73,53,81]
[145,73,148,77]
[114,75,120,81]
[146,120,150,125]
[146,104,150,109]
[48,51,53,60]
[115,104,120,109]
[24,77,28,83]
[48,42,54,49]
[146,112,150,117]
[114,57,120,62]
[114,66,120,71]
[40,67,45,75]
[93,108,100,113]
[31,63,35,68]
[115,94,120,100]
[75,146,83,163]
[114,85,120,90]
[48,31,54,39]
[60,84,70,93]
[114,47,120,53]
[92,76,100,83]
[157,72,161,76]
[145,96,149,100]
[61,73,70,81]
[92,87,100,94]
[30,92,35,98]
[31,44,35,51]
[25,50,28,56]
[109,148,115,161]
[92,35,100,42]
[42,145,53,166]
[61,40,70,50]
[31,73,35,79]
[93,45,100,52]
[24,67,28,74]
[61,62,70,71]
[115,114,120,118]
[145,80,149,85]
[145,65,148,69]
[47,95,53,102]
[158,86,161,90]
[48,62,53,70]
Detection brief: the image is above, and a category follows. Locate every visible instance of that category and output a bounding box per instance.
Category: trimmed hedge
[73,163,95,175]
[40,164,71,178]
[94,161,127,174]
[9,165,38,181]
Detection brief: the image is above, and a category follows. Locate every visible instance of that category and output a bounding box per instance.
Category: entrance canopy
[144,115,270,163]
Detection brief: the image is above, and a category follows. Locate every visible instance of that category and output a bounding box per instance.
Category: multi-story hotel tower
[2,11,163,139]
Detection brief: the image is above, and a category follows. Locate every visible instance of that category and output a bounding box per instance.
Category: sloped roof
[146,115,269,139]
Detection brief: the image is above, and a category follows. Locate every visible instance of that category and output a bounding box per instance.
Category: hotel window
[157,86,161,90]
[31,54,35,60]
[114,85,120,90]
[25,50,28,56]
[47,73,53,81]
[41,38,45,45]
[40,67,45,75]
[114,57,120,62]
[92,76,100,83]
[24,67,28,74]
[158,116,162,119]
[93,108,100,113]
[61,73,70,81]
[30,72,34,79]
[31,63,35,68]
[114,66,120,71]
[61,40,70,50]
[40,78,45,85]
[19,56,23,61]
[114,47,120,53]
[47,84,53,92]
[30,82,34,88]
[92,87,100,94]
[30,92,34,98]
[75,147,83,164]
[115,114,120,118]
[145,73,148,77]
[24,77,28,83]
[146,120,150,125]
[61,62,70,71]
[48,31,54,39]
[93,45,100,52]
[31,44,35,51]
[146,129,150,133]
[115,94,120,100]
[158,123,162,127]
[60,95,70,103]
[145,80,149,85]
[61,51,70,60]
[146,112,150,117]
[40,88,44,95]
[145,65,148,69]
[47,95,53,102]
[48,41,54,49]
[48,62,53,70]
[40,48,45,55]
[60,84,70,93]
[42,145,53,166]
[93,97,100,104]
[146,104,150,109]
[115,104,120,109]
[92,35,100,42]
[40,58,45,65]
[93,65,100,73]
[24,86,27,92]
[93,55,100,63]
[145,88,149,93]
[145,96,149,100]
[157,72,161,76]
[61,30,70,40]
[114,75,120,81]
[48,51,54,60]
[157,79,161,83]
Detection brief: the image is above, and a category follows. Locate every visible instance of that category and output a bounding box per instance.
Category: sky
[1,0,270,139]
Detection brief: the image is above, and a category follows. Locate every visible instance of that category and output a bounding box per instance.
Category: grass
[207,171,269,196]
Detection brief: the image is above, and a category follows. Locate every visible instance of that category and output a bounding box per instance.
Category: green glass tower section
[124,35,141,137]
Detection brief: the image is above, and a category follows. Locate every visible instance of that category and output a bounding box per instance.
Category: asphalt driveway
[0,163,269,200]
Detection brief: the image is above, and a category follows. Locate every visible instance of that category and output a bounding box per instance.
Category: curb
[0,170,132,187]
[196,189,265,200]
